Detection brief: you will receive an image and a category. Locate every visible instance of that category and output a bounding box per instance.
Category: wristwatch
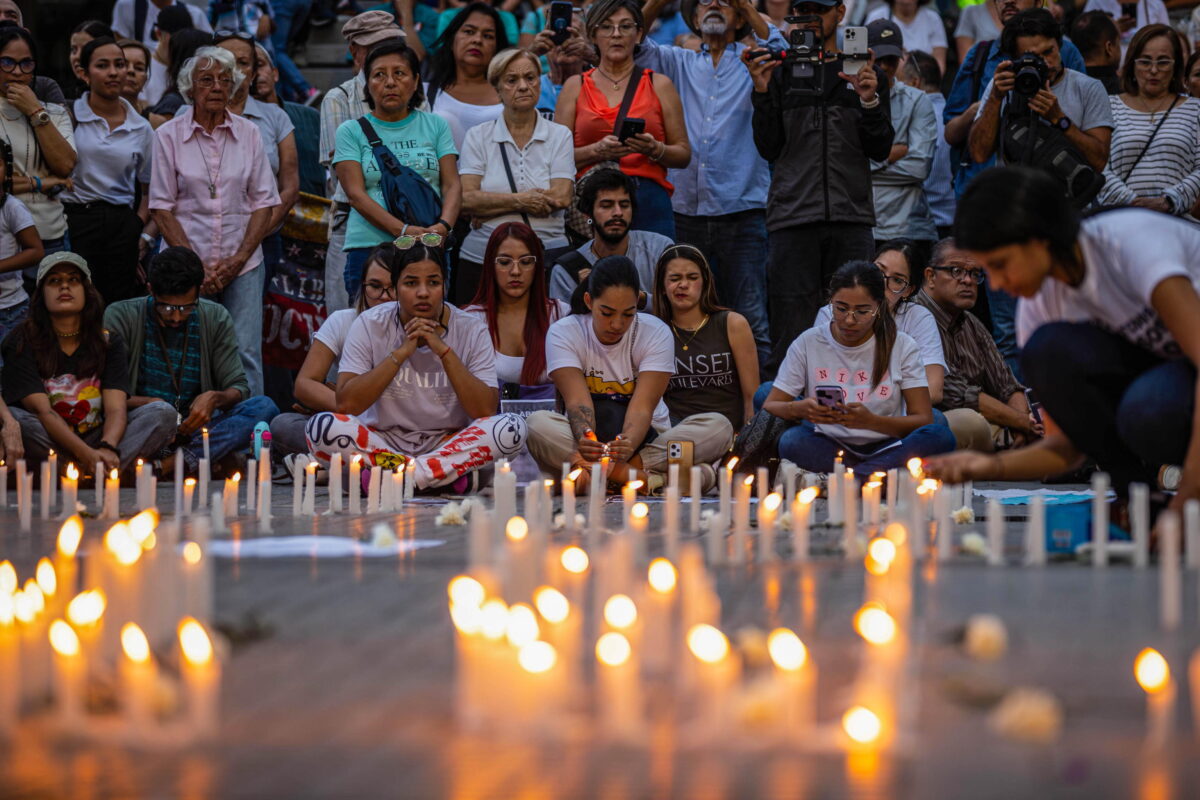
[29,108,50,128]
[1056,116,1071,132]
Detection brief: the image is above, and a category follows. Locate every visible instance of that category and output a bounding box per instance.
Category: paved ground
[1,480,1199,799]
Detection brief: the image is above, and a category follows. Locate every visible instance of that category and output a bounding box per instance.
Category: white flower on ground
[370,523,398,548]
[961,532,987,556]
[988,688,1063,743]
[964,613,1008,661]
[553,512,587,530]
[953,506,976,524]
[436,501,466,526]
[698,509,717,531]
[460,497,486,519]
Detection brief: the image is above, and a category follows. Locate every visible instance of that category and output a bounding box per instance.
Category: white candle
[366,466,381,514]
[291,458,303,516]
[934,483,951,562]
[91,460,101,509]
[302,462,317,516]
[986,498,1004,566]
[862,480,882,529]
[1131,483,1150,569]
[731,475,753,565]
[595,631,641,740]
[148,476,157,510]
[348,454,362,515]
[707,511,726,565]
[791,488,816,562]
[668,462,679,490]
[257,443,271,517]
[173,452,184,517]
[1160,510,1182,632]
[259,468,272,532]
[405,460,415,501]
[1135,648,1174,753]
[885,468,898,521]
[621,480,639,527]
[0,601,18,734]
[689,465,702,533]
[718,459,734,521]
[119,622,156,732]
[60,463,78,519]
[223,472,240,519]
[1184,499,1200,570]
[102,469,119,520]
[392,468,404,512]
[843,471,858,557]
[197,459,209,510]
[245,458,257,514]
[563,468,580,529]
[828,463,843,524]
[758,492,781,563]
[0,460,7,508]
[664,485,680,559]
[1091,472,1109,567]
[468,506,491,568]
[18,472,31,533]
[135,458,146,511]
[201,427,210,463]
[179,618,220,739]
[48,619,84,728]
[46,450,57,507]
[182,477,195,517]
[210,491,224,534]
[687,624,737,737]
[1025,495,1045,566]
[629,502,649,564]
[39,460,51,519]
[328,453,342,513]
[378,467,392,513]
[768,628,816,741]
[756,467,769,503]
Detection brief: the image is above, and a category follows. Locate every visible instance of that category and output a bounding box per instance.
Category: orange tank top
[574,69,673,195]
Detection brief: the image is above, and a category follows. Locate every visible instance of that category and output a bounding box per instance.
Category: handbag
[497,137,532,228]
[356,116,441,229]
[1121,96,1179,183]
[729,409,791,484]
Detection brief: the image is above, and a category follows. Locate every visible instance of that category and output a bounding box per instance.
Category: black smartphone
[746,48,784,62]
[45,183,67,199]
[1026,388,1043,425]
[548,0,573,44]
[1121,2,1137,17]
[618,117,645,142]
[815,386,844,408]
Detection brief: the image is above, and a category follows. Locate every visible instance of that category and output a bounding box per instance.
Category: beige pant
[525,411,734,479]
[944,408,1001,453]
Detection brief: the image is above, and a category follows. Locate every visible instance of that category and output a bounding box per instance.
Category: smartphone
[617,117,646,142]
[1026,389,1043,425]
[548,0,573,44]
[668,440,694,493]
[746,48,784,62]
[842,26,869,76]
[815,386,845,408]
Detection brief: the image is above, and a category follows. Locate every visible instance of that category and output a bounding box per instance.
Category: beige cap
[37,252,91,285]
[341,10,405,47]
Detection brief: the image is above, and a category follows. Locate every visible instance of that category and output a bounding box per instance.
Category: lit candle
[102,469,119,520]
[47,449,57,505]
[245,458,257,515]
[862,480,882,529]
[584,462,602,536]
[504,517,535,601]
[1135,647,1174,752]
[0,460,6,508]
[933,481,951,562]
[791,487,817,561]
[563,468,581,529]
[768,627,816,740]
[758,491,781,563]
[39,460,51,519]
[622,479,641,527]
[391,467,404,512]
[291,458,303,516]
[197,459,209,510]
[731,475,753,565]
[302,462,317,516]
[257,439,271,516]
[664,484,680,559]
[1131,483,1150,569]
[687,624,737,736]
[718,457,736,521]
[181,534,213,625]
[135,458,147,510]
[827,461,843,524]
[629,502,649,563]
[179,618,220,739]
[54,516,82,611]
[201,427,210,463]
[1092,472,1109,567]
[366,465,381,514]
[0,595,17,734]
[1025,495,1045,566]
[1160,510,1182,632]
[223,472,241,519]
[328,453,342,513]
[183,477,196,517]
[885,468,899,521]
[378,466,393,513]
[689,465,702,532]
[643,559,676,674]
[596,631,641,740]
[48,619,84,729]
[986,498,1004,566]
[119,622,156,732]
[348,454,362,515]
[405,460,415,501]
[61,463,78,519]
[258,467,272,532]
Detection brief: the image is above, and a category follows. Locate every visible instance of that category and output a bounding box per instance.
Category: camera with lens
[1010,52,1049,98]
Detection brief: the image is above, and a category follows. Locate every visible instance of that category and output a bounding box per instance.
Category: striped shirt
[318,75,370,204]
[1099,95,1200,214]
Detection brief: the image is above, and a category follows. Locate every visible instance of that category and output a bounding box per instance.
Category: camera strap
[1121,96,1179,183]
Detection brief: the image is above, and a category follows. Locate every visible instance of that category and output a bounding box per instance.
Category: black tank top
[664,309,743,432]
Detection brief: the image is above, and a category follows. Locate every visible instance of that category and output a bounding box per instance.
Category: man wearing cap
[866,19,937,253]
[637,0,783,372]
[319,10,408,312]
[746,0,894,375]
[110,0,212,52]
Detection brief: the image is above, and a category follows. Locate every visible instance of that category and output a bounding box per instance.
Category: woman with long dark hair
[763,260,954,477]
[305,239,526,494]
[426,2,510,150]
[652,244,758,432]
[464,222,570,398]
[0,253,176,478]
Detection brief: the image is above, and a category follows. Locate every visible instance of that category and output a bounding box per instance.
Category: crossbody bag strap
[356,115,401,175]
[497,136,532,228]
[1121,96,1180,183]
[613,68,646,134]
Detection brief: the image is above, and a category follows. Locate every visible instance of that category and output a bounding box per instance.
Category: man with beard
[635,0,782,372]
[548,168,673,308]
[104,247,279,478]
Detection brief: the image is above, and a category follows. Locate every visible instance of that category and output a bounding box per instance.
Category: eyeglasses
[362,280,395,299]
[45,274,82,289]
[1134,57,1175,71]
[194,75,234,88]
[595,22,640,37]
[697,0,734,6]
[931,265,986,284]
[154,301,199,315]
[394,232,445,249]
[880,272,910,294]
[830,302,878,320]
[0,56,35,74]
[214,29,256,43]
[495,255,539,270]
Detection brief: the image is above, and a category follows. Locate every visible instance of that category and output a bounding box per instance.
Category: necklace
[55,328,80,338]
[193,126,230,199]
[595,66,634,90]
[671,314,710,351]
[1132,93,1176,123]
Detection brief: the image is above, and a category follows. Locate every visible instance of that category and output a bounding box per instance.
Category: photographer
[747,0,894,375]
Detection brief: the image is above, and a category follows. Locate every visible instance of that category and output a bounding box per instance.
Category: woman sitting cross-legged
[304,237,527,494]
[525,255,733,494]
[762,260,956,477]
[270,243,398,466]
[1,253,177,479]
[463,222,570,400]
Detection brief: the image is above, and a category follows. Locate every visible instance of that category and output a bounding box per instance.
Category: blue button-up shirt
[637,28,785,217]
[943,37,1087,196]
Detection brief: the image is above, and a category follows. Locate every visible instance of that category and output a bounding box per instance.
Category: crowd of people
[0,0,1197,507]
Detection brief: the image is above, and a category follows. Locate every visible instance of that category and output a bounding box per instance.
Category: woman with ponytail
[762,260,955,477]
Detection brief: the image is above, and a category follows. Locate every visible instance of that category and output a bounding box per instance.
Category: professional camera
[1010,52,1049,98]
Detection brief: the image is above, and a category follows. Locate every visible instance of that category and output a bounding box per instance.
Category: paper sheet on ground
[206,536,444,558]
[972,487,1115,505]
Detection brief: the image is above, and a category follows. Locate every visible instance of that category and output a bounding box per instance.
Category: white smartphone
[842,26,869,76]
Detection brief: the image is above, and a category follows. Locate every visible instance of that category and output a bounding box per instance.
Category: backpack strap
[555,251,592,284]
[971,41,993,105]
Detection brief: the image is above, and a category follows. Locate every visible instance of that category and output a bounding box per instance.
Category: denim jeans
[269,0,313,101]
[325,210,351,313]
[10,401,178,476]
[676,209,771,374]
[178,396,280,474]
[343,246,373,303]
[779,424,956,478]
[630,177,675,240]
[0,300,27,367]
[1022,322,1194,489]
[986,283,1022,381]
[213,265,265,396]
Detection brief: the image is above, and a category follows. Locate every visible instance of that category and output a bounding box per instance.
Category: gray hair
[487,48,542,88]
[178,46,246,102]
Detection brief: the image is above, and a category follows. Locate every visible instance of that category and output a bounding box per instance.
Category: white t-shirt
[815,301,946,369]
[141,56,169,108]
[463,299,570,385]
[111,0,212,51]
[313,307,357,381]
[1083,0,1168,44]
[429,88,503,151]
[774,324,928,446]
[0,196,35,309]
[545,312,675,431]
[1016,208,1200,359]
[865,6,948,54]
[339,302,498,453]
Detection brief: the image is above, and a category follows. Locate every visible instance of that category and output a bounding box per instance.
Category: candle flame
[867,537,897,568]
[66,590,105,626]
[12,590,33,623]
[725,456,739,472]
[178,618,214,665]
[23,581,44,614]
[305,462,317,475]
[48,619,80,657]
[843,706,882,744]
[505,603,540,647]
[906,458,923,479]
[603,594,638,629]
[596,631,631,666]
[865,480,883,491]
[872,471,887,479]
[543,478,555,489]
[351,454,363,465]
[797,487,819,505]
[231,472,241,483]
[182,541,203,565]
[48,449,55,457]
[129,509,159,547]
[767,628,808,671]
[0,593,12,625]
[742,474,754,487]
[631,502,649,520]
[121,622,151,663]
[104,522,141,566]
[687,624,730,664]
[854,603,897,646]
[626,480,644,492]
[883,522,909,545]
[35,558,56,598]
[518,640,557,674]
[449,602,483,635]
[534,586,570,624]
[136,458,143,466]
[480,599,509,640]
[202,427,208,434]
[567,468,583,482]
[66,463,78,480]
[763,492,783,512]
[505,516,529,542]
[109,468,118,481]
[920,478,940,492]
[447,575,485,609]
[560,546,589,574]
[1135,648,1170,694]
[0,560,16,594]
[57,515,83,558]
[916,484,932,497]
[647,558,677,593]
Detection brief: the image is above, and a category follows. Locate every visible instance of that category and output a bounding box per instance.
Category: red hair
[468,223,555,386]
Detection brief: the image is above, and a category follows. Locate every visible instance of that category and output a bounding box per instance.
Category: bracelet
[437,218,452,233]
[33,176,42,193]
[651,140,667,162]
[860,95,880,109]
[389,351,403,369]
[437,347,452,360]
[97,441,119,455]
[400,223,409,237]
[140,232,155,245]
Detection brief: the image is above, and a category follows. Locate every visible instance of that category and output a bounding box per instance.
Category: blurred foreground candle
[791,487,817,562]
[61,464,78,520]
[644,559,677,673]
[1135,647,1174,752]
[986,498,1004,566]
[348,455,362,515]
[596,631,641,740]
[862,480,882,529]
[197,459,209,510]
[54,516,82,607]
[664,484,680,558]
[0,595,16,733]
[843,705,883,748]
[1185,499,1200,570]
[1092,472,1110,567]
[223,472,240,518]
[690,465,702,532]
[504,517,535,601]
[629,502,649,563]
[687,624,736,735]
[828,461,842,524]
[1159,511,1182,632]
[40,460,51,519]
[622,480,642,528]
[1025,496,1045,566]
[49,619,84,728]
[885,468,898,519]
[120,622,156,730]
[842,471,858,556]
[179,618,219,739]
[758,492,782,563]
[768,627,815,739]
